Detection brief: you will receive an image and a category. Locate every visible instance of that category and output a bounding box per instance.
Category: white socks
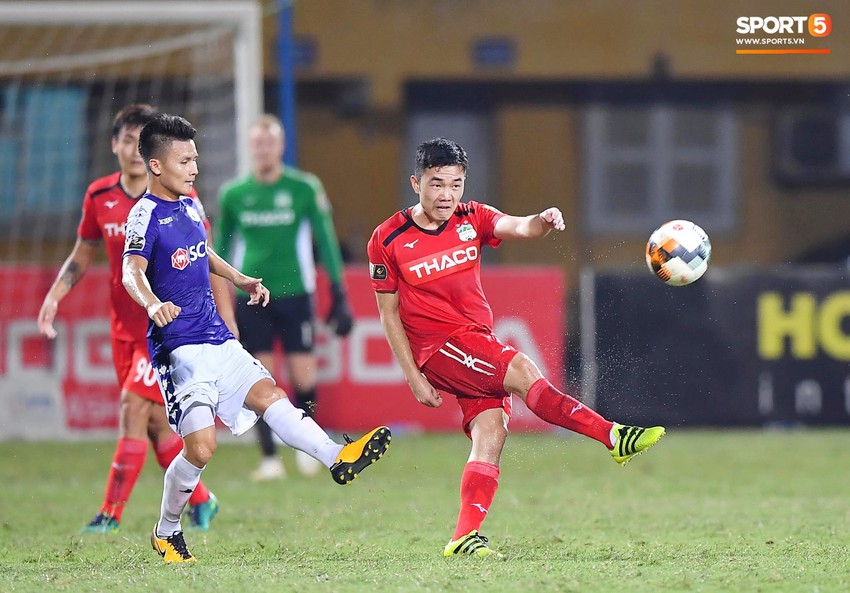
[262,398,343,467]
[157,454,204,537]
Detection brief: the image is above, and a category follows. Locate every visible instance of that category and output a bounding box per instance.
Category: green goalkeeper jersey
[216,167,345,298]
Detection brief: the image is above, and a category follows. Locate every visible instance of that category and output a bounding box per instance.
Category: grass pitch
[1,429,848,593]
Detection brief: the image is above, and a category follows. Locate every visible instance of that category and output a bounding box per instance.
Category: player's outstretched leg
[329,426,392,485]
[151,525,195,563]
[444,530,504,559]
[610,424,666,465]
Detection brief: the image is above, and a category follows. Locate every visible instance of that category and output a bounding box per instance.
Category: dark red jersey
[367,200,505,367]
[77,172,204,342]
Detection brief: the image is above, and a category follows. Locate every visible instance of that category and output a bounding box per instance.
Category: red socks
[525,378,614,447]
[154,433,210,506]
[453,461,500,540]
[100,438,147,521]
[449,381,613,541]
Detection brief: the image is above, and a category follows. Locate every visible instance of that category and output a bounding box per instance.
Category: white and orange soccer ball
[645,220,711,286]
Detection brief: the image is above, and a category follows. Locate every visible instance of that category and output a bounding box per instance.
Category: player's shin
[453,461,500,539]
[154,433,211,505]
[525,378,614,447]
[101,437,148,521]
[158,454,203,536]
[262,397,342,467]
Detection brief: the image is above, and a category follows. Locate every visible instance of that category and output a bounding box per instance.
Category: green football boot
[187,492,219,531]
[82,513,119,534]
[443,530,503,559]
[610,424,666,465]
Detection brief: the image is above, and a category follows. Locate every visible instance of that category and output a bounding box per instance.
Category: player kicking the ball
[38,104,223,534]
[368,138,664,558]
[122,114,390,563]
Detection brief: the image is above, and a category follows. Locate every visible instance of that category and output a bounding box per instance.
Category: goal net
[0,1,262,438]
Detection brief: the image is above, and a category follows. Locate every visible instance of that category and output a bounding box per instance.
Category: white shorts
[154,339,273,437]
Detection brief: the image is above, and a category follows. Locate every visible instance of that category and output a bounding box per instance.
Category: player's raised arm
[375,291,443,408]
[493,206,565,240]
[38,237,99,339]
[122,254,181,327]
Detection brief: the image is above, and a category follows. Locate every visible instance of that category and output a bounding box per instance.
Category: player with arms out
[122,114,391,563]
[37,104,222,533]
[217,114,354,480]
[368,138,666,558]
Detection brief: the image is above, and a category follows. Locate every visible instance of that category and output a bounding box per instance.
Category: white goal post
[0,0,263,176]
[0,1,263,440]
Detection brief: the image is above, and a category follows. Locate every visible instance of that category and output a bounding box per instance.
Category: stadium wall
[584,267,850,427]
[0,265,564,440]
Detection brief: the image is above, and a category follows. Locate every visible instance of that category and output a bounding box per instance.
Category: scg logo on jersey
[404,245,478,285]
[736,14,831,36]
[171,241,207,270]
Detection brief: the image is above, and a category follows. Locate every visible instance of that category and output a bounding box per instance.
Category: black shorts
[236,293,316,354]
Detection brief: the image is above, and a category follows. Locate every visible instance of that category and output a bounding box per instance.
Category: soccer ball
[645,220,711,286]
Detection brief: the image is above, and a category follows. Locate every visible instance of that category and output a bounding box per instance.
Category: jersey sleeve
[472,201,505,248]
[123,200,158,262]
[367,226,398,293]
[307,176,346,285]
[77,186,102,241]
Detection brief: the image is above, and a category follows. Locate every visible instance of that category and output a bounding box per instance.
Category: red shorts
[421,330,518,438]
[111,337,165,404]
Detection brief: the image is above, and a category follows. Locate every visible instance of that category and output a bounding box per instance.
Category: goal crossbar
[0,1,263,175]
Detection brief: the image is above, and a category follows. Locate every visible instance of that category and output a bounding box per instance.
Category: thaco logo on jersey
[403,245,479,285]
[104,222,126,237]
[170,241,207,270]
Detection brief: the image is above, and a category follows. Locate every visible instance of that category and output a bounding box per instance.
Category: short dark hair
[138,114,197,168]
[414,138,469,179]
[111,103,158,139]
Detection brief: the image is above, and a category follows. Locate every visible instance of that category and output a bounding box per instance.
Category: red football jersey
[77,172,205,342]
[367,200,505,367]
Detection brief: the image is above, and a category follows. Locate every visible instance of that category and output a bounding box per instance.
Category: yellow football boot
[610,424,666,465]
[443,530,504,559]
[329,426,391,485]
[151,526,196,563]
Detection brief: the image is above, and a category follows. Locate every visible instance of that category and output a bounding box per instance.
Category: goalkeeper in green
[217,114,353,480]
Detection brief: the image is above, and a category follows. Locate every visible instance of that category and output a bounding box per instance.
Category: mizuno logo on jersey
[403,239,419,249]
[105,200,119,209]
[404,245,478,285]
